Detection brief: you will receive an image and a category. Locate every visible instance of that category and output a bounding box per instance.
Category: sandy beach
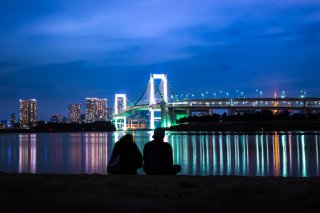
[0,173,320,213]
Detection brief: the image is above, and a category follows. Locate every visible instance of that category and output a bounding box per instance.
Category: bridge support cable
[167,80,179,102]
[154,80,165,103]
[133,79,151,106]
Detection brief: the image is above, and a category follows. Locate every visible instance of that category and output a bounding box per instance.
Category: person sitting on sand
[108,134,143,174]
[143,128,181,175]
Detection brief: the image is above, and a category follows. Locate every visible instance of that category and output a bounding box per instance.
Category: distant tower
[274,90,278,114]
[10,113,17,128]
[68,104,81,123]
[85,98,107,123]
[19,99,37,129]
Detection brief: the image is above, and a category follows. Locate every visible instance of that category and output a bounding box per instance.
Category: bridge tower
[149,74,169,129]
[114,94,127,130]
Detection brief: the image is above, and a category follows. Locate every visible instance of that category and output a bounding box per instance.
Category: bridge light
[299,90,307,99]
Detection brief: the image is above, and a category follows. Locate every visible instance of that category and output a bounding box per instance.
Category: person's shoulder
[163,142,172,148]
[144,140,155,148]
[114,141,121,147]
[144,141,153,146]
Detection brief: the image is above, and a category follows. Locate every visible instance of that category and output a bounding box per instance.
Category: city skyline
[1,0,320,120]
[1,91,316,123]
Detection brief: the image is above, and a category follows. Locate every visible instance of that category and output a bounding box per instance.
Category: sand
[0,173,320,213]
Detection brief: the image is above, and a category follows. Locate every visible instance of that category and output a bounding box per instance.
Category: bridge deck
[114,98,320,117]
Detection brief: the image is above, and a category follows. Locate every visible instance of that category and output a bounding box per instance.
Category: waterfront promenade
[1,173,319,212]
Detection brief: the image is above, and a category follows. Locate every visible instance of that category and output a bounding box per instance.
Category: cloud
[1,0,319,66]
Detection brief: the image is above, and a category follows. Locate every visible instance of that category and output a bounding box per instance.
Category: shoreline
[1,172,320,212]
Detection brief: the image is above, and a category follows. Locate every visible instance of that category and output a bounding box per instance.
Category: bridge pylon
[112,74,177,130]
[149,74,169,129]
[113,94,128,130]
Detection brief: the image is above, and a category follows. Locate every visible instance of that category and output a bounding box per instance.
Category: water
[0,131,320,177]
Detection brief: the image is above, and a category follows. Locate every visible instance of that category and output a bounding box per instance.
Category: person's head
[120,134,134,143]
[152,128,165,140]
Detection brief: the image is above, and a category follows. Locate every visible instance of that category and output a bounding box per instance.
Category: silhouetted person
[143,128,181,175]
[108,134,143,174]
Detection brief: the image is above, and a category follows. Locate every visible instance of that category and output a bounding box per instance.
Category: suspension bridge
[113,74,320,130]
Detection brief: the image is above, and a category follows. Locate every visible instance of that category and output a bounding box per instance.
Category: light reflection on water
[0,131,320,177]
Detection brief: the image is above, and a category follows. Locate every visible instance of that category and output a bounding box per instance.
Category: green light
[235,135,240,175]
[256,135,260,176]
[296,135,300,176]
[200,136,205,175]
[316,136,319,176]
[212,135,217,175]
[301,135,307,177]
[176,114,187,120]
[219,136,223,175]
[282,135,287,177]
[192,135,197,175]
[241,135,247,176]
[226,135,231,175]
[289,134,293,176]
[260,134,265,176]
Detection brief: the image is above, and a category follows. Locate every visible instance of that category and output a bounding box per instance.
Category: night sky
[1,0,320,120]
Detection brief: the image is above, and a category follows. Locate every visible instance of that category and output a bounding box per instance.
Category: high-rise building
[85,98,107,123]
[19,99,37,129]
[10,113,17,128]
[68,104,81,123]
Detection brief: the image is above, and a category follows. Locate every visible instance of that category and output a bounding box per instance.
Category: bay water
[0,131,319,177]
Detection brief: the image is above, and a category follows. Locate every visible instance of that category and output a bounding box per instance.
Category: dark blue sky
[1,0,320,120]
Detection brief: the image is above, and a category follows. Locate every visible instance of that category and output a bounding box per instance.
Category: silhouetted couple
[108,128,181,175]
[107,134,143,174]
